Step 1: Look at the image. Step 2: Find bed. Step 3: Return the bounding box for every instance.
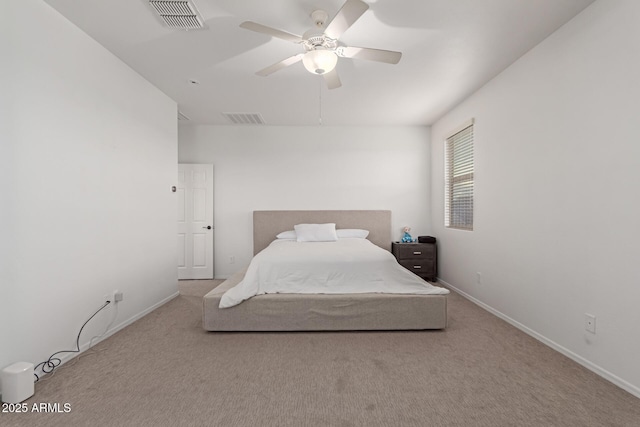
[202,210,448,331]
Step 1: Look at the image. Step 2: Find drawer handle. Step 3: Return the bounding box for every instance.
[413,251,422,255]
[413,265,422,269]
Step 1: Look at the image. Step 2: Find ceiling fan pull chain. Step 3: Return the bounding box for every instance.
[319,78,323,126]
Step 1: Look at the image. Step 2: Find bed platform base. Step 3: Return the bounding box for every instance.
[203,269,448,331]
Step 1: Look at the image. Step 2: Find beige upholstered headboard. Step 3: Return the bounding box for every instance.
[253,210,392,255]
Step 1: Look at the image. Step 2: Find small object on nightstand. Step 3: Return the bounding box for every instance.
[418,235,436,244]
[392,241,437,282]
[401,226,414,243]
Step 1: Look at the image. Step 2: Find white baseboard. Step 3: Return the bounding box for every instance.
[438,278,640,399]
[34,291,179,380]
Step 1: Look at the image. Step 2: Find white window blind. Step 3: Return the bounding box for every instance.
[445,123,474,230]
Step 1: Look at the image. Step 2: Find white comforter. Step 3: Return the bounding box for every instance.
[219,238,449,308]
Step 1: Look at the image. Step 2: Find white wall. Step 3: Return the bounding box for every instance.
[179,125,431,278]
[430,0,640,396]
[0,0,178,388]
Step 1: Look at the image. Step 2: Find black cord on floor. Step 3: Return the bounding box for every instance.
[33,300,111,382]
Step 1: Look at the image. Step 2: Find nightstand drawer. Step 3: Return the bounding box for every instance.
[393,244,436,260]
[398,259,435,274]
[392,241,438,281]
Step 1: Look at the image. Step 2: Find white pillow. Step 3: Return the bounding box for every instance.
[336,229,369,239]
[294,223,338,242]
[276,230,296,239]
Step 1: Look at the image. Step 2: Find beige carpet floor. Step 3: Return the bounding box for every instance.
[2,280,639,427]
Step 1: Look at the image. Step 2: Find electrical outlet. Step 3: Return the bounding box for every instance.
[476,272,482,285]
[114,290,124,303]
[585,313,596,334]
[104,291,123,304]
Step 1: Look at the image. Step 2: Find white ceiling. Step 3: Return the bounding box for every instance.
[44,0,595,126]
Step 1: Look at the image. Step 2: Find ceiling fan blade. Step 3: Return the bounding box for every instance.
[339,46,402,64]
[323,68,342,90]
[240,21,302,44]
[256,53,305,77]
[324,0,369,40]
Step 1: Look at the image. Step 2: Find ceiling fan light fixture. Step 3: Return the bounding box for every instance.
[302,49,338,75]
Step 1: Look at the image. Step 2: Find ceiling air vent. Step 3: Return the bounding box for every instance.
[148,1,205,30]
[222,112,266,125]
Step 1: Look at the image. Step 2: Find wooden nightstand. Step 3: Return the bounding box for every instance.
[392,241,437,282]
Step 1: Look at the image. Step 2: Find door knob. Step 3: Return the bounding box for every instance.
[203,225,212,230]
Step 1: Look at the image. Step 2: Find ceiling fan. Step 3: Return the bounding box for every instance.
[239,0,402,89]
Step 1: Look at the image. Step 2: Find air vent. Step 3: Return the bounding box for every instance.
[222,112,266,125]
[178,111,190,121]
[148,1,205,30]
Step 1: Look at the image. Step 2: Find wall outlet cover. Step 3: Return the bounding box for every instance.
[585,313,596,334]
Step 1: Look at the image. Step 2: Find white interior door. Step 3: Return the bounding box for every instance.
[177,164,214,279]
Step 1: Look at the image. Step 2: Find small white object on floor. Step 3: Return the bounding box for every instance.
[1,361,35,403]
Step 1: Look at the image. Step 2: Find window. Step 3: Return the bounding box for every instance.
[444,121,474,230]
